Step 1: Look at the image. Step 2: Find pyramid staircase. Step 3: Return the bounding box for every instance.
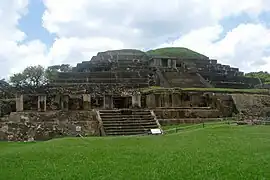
[97,109,162,136]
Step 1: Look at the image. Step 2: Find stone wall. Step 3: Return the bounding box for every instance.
[161,71,205,88]
[145,91,216,108]
[145,90,236,125]
[0,110,99,141]
[158,118,223,125]
[214,94,236,117]
[231,94,270,117]
[154,108,221,119]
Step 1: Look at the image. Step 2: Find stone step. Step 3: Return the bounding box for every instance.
[99,109,160,136]
[99,110,152,113]
[103,121,157,127]
[100,114,153,118]
[100,115,154,120]
[50,82,150,86]
[104,125,158,130]
[99,112,152,116]
[101,119,156,124]
[106,130,150,136]
[102,119,156,123]
[101,116,154,120]
[53,78,149,84]
[105,128,152,133]
[99,111,152,114]
[132,112,152,115]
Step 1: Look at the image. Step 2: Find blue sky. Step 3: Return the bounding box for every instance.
[18,0,54,46]
[1,0,270,78]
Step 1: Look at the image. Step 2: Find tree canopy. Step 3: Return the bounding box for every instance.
[9,65,46,87]
[9,64,73,87]
[245,71,270,84]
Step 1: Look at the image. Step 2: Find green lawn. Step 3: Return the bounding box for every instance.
[1,125,270,180]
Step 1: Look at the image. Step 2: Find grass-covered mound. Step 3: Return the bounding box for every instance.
[1,125,270,179]
[147,47,208,59]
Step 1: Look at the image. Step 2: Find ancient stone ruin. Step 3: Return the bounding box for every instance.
[0,49,269,141]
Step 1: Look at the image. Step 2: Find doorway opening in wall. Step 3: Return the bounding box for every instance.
[63,101,68,110]
[91,97,103,109]
[176,63,182,68]
[68,97,83,110]
[113,97,131,109]
[161,59,168,67]
[39,100,45,112]
[141,95,146,108]
[24,95,38,111]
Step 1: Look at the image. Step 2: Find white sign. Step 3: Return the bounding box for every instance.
[150,129,162,135]
[76,126,82,132]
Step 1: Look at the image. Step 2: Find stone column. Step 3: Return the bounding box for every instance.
[146,94,156,108]
[167,59,172,68]
[38,95,47,112]
[103,95,113,109]
[132,94,141,108]
[16,94,23,112]
[156,59,161,66]
[172,60,177,68]
[82,94,91,110]
[61,95,69,111]
[44,96,47,111]
[54,95,61,110]
[153,59,158,66]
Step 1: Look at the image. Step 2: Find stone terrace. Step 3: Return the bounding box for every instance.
[183,58,261,88]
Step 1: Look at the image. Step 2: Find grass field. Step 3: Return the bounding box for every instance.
[1,125,270,180]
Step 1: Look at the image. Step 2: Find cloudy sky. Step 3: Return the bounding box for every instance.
[1,0,270,78]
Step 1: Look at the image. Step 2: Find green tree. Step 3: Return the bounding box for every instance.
[245,71,270,84]
[9,65,46,87]
[45,64,73,82]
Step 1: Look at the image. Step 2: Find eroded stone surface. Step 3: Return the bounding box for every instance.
[0,111,99,141]
[231,94,270,117]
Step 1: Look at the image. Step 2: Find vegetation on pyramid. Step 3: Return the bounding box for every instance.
[147,47,209,59]
[245,71,270,84]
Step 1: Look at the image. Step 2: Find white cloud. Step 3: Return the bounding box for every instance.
[0,0,50,78]
[47,37,124,65]
[0,0,28,42]
[40,0,270,72]
[161,23,270,72]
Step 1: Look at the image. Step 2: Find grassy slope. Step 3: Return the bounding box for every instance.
[147,47,208,59]
[1,125,270,180]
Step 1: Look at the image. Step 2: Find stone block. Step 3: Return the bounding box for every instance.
[16,94,23,112]
[132,94,141,108]
[83,94,91,110]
